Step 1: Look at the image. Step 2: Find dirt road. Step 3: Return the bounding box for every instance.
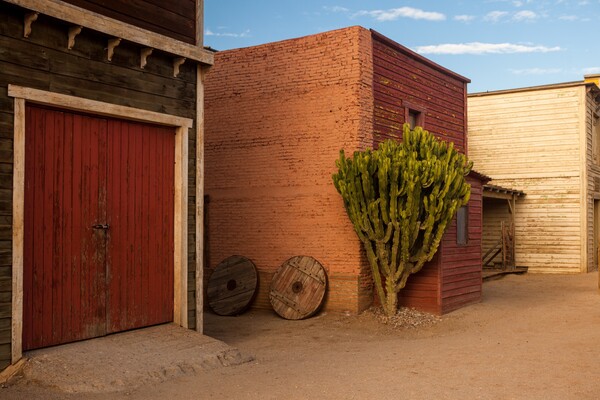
[3,272,600,399]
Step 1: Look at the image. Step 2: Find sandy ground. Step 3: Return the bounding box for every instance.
[2,272,600,399]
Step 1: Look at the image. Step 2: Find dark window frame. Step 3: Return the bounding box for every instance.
[456,205,468,246]
[403,102,426,129]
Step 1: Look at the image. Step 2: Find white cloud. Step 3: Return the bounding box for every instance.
[354,7,446,21]
[559,15,579,20]
[509,68,562,75]
[513,1,524,6]
[205,29,250,38]
[323,6,349,13]
[583,67,600,74]
[484,10,510,21]
[454,14,476,22]
[414,42,562,55]
[513,10,538,20]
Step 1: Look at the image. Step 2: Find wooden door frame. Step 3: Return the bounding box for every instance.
[9,85,193,364]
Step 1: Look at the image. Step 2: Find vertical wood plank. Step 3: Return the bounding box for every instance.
[41,109,55,346]
[133,122,143,327]
[62,113,74,343]
[141,124,150,326]
[195,66,206,332]
[52,109,64,345]
[174,125,187,327]
[126,121,136,328]
[147,127,158,324]
[70,113,83,342]
[11,98,25,363]
[96,116,108,336]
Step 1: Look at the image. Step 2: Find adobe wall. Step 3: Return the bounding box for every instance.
[204,26,374,314]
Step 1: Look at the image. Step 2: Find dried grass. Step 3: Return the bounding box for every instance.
[365,306,441,329]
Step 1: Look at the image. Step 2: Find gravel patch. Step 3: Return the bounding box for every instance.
[364,306,442,329]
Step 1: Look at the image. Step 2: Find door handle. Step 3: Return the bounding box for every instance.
[92,224,110,230]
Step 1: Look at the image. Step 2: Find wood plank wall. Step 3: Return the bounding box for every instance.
[585,89,600,272]
[0,3,198,369]
[60,0,197,45]
[372,33,467,151]
[440,175,483,313]
[469,86,584,273]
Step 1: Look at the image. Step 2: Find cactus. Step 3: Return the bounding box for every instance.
[333,124,472,317]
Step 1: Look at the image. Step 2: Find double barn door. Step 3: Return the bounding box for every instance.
[23,105,175,350]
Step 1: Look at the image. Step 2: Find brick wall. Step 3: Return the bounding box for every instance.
[204,26,374,314]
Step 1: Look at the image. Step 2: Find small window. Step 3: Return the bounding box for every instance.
[457,206,468,246]
[408,110,421,129]
[405,104,425,129]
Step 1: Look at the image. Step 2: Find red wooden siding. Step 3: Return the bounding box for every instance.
[371,31,468,152]
[23,105,174,350]
[106,119,175,333]
[397,177,483,314]
[440,175,483,313]
[60,0,197,44]
[397,253,440,314]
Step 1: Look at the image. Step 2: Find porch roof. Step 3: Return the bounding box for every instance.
[483,184,526,200]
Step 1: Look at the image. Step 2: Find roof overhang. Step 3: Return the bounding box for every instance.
[483,184,525,200]
[4,0,214,65]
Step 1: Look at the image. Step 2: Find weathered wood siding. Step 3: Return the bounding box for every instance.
[469,86,584,273]
[585,88,600,272]
[372,31,468,152]
[398,176,483,314]
[0,3,198,369]
[440,175,484,313]
[61,0,198,44]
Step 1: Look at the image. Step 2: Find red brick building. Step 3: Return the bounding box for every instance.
[204,26,484,315]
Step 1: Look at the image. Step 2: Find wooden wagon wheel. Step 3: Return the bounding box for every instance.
[207,255,258,316]
[269,256,327,320]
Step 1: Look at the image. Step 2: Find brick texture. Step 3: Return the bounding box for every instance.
[205,26,374,314]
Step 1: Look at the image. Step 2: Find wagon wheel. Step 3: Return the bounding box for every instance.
[207,255,258,316]
[269,256,327,320]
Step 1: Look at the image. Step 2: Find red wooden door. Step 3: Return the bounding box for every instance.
[106,119,174,333]
[23,105,174,351]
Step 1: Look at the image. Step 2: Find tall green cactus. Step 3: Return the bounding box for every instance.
[333,124,472,317]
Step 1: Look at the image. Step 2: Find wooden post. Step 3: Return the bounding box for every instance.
[11,98,25,364]
[195,66,207,333]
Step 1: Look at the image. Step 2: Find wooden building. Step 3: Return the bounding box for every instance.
[204,26,486,316]
[0,0,213,373]
[469,75,600,274]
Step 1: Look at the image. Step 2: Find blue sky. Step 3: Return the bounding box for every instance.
[204,1,599,93]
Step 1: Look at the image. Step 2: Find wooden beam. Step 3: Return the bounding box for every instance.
[67,25,82,50]
[483,190,514,200]
[140,47,153,69]
[173,57,186,78]
[107,37,121,61]
[174,125,189,328]
[195,0,203,47]
[11,98,25,365]
[7,85,192,128]
[6,0,214,65]
[195,66,207,333]
[23,11,38,38]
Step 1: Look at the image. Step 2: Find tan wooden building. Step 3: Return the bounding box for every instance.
[468,75,600,274]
